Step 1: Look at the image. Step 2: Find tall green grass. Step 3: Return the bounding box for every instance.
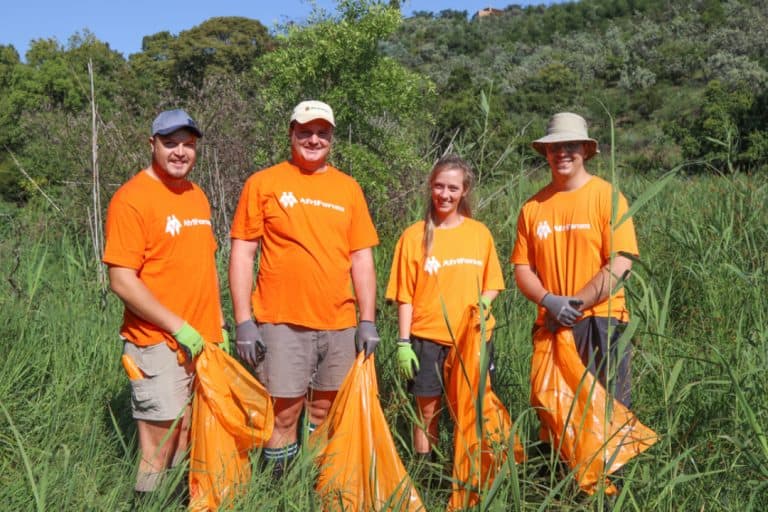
[1,166,766,510]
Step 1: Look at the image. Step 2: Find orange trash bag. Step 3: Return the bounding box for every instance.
[311,353,424,511]
[444,304,525,511]
[530,327,658,494]
[189,343,274,511]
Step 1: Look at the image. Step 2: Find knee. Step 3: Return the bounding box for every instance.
[273,408,302,432]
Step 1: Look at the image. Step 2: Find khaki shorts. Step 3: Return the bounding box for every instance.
[256,323,356,398]
[123,341,194,421]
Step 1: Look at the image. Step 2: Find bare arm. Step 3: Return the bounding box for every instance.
[350,247,376,322]
[574,255,633,310]
[108,266,184,333]
[397,302,413,339]
[481,290,500,303]
[513,263,548,306]
[229,237,260,324]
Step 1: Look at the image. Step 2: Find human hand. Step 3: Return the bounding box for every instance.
[396,339,420,380]
[235,319,266,368]
[540,293,583,327]
[355,321,380,358]
[173,322,204,361]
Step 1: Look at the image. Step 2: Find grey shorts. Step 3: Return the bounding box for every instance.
[409,337,496,397]
[123,341,194,421]
[255,323,356,398]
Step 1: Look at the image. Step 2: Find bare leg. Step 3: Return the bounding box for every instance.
[306,389,338,427]
[414,395,442,454]
[267,396,305,448]
[135,409,189,492]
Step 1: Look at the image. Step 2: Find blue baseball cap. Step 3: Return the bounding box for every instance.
[151,109,203,138]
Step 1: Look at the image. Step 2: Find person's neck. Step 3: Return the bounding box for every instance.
[434,213,463,229]
[551,171,591,192]
[291,158,327,174]
[145,165,187,189]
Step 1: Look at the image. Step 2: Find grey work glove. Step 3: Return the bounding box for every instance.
[235,319,266,368]
[540,293,584,327]
[355,320,380,358]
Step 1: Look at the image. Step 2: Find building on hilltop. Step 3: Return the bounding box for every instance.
[474,7,503,19]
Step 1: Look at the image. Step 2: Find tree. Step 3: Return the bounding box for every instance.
[174,17,273,86]
[128,17,273,93]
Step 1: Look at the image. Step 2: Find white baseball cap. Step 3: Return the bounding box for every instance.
[290,100,335,127]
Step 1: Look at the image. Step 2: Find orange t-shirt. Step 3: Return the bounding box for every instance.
[385,218,504,345]
[511,176,638,324]
[103,170,222,347]
[230,161,379,330]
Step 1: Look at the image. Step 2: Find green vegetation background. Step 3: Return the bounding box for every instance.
[1,0,766,510]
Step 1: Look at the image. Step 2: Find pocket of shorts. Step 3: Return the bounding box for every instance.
[131,377,155,407]
[134,343,175,377]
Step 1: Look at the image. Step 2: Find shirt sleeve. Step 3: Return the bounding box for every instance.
[385,232,416,304]
[348,180,379,251]
[510,206,531,266]
[103,194,145,269]
[230,175,264,240]
[602,191,639,260]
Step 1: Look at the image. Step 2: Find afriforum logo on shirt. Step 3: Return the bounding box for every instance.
[279,192,298,208]
[424,256,441,275]
[165,214,211,237]
[535,219,591,240]
[279,191,345,212]
[424,255,482,275]
[536,220,552,240]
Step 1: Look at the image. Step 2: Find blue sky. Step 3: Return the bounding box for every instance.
[2,0,554,60]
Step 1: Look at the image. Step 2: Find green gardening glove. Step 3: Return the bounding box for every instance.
[173,322,204,361]
[397,339,420,380]
[220,327,232,355]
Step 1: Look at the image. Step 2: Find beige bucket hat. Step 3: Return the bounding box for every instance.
[532,112,599,160]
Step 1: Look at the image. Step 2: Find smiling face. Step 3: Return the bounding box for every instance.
[430,167,467,225]
[148,128,198,182]
[545,141,588,189]
[290,119,333,172]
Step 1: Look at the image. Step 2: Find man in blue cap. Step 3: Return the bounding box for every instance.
[103,109,228,500]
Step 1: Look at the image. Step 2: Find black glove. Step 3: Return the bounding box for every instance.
[541,293,583,327]
[355,320,380,358]
[235,319,266,368]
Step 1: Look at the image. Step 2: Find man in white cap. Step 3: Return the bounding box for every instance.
[104,109,229,500]
[511,112,638,407]
[229,100,380,477]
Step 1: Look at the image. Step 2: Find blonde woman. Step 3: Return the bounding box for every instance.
[386,154,504,460]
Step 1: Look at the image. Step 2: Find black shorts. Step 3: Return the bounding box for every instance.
[571,316,632,408]
[408,337,495,397]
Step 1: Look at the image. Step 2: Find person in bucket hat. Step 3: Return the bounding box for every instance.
[103,109,228,501]
[229,100,379,478]
[511,112,638,408]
